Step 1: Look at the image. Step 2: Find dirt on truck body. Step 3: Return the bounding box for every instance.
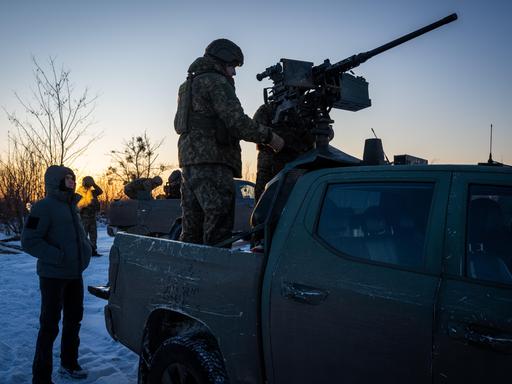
[106,235,265,383]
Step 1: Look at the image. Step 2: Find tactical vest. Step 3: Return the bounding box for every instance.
[174,72,235,146]
[174,74,193,135]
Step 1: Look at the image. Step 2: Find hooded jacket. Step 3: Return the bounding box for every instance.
[22,165,92,279]
[177,56,272,178]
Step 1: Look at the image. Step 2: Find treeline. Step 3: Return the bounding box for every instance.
[0,57,169,235]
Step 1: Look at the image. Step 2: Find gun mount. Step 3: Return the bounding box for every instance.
[257,13,458,149]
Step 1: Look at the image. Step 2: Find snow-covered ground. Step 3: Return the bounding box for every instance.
[0,225,138,383]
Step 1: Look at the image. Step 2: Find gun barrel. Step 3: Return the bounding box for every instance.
[331,13,458,72]
[366,13,457,57]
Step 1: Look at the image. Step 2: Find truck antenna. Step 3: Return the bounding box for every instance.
[370,128,390,163]
[487,123,494,164]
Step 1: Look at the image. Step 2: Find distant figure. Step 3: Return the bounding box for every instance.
[77,176,103,257]
[22,165,91,383]
[124,176,163,200]
[164,169,182,199]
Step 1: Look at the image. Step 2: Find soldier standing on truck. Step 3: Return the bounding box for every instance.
[174,38,284,245]
[123,176,163,200]
[253,103,330,202]
[77,176,103,256]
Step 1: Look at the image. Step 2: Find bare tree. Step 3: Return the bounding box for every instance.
[243,161,256,182]
[107,132,169,184]
[0,135,45,234]
[4,56,100,167]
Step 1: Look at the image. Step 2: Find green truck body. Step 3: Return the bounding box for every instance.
[102,163,512,384]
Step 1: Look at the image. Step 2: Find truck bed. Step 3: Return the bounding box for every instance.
[106,232,265,383]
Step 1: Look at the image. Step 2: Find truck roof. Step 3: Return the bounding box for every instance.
[315,163,512,175]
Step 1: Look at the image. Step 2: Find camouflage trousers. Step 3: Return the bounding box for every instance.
[255,148,288,202]
[80,214,97,251]
[180,165,235,246]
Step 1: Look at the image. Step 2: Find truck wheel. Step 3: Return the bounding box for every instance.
[148,335,227,384]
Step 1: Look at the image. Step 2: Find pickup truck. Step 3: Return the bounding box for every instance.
[98,148,512,384]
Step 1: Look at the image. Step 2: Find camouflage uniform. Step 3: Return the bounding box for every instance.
[254,103,315,201]
[177,55,272,245]
[180,165,235,245]
[77,180,103,254]
[124,177,162,200]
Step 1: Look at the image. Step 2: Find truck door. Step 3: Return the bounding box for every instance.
[264,170,450,384]
[434,172,512,383]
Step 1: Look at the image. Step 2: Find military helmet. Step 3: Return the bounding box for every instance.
[205,38,244,67]
[168,169,182,184]
[151,176,163,187]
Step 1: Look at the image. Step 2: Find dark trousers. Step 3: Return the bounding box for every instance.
[80,214,98,251]
[33,277,84,383]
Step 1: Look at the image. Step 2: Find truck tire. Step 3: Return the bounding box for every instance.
[148,335,227,384]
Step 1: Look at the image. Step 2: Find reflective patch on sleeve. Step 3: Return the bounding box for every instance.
[26,216,40,229]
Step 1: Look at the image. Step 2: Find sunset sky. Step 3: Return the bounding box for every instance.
[0,0,510,178]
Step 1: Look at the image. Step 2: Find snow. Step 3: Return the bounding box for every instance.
[0,225,138,383]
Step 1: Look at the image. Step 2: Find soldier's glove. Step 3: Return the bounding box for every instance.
[267,132,285,153]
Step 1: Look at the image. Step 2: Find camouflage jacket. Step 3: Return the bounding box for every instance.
[253,103,315,160]
[177,56,272,178]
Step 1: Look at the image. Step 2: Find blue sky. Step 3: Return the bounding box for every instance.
[1,0,510,176]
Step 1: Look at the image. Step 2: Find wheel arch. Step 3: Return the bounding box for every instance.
[138,307,226,382]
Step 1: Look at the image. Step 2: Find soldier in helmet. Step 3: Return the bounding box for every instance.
[164,169,182,199]
[174,38,284,246]
[123,176,163,200]
[77,176,103,256]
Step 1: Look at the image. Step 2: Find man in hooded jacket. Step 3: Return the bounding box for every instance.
[22,165,92,384]
[174,38,284,245]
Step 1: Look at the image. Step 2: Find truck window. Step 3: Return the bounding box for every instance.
[466,185,512,284]
[317,183,434,268]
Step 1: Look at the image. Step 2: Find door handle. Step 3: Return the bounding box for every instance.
[281,281,329,305]
[448,323,512,354]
